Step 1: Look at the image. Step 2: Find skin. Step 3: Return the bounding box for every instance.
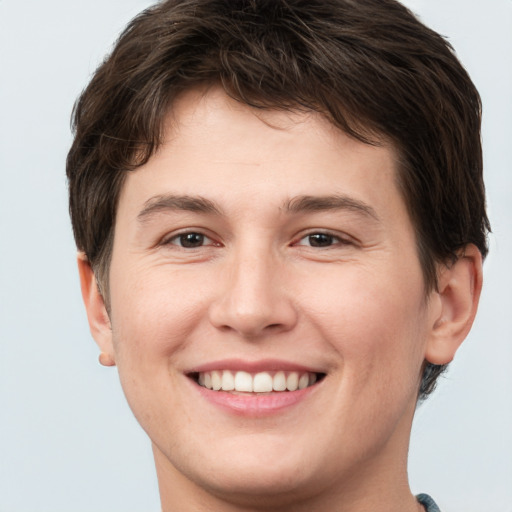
[79,86,482,511]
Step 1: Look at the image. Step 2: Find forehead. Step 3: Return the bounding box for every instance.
[117,86,404,219]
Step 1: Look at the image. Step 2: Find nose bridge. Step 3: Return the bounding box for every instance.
[209,241,297,337]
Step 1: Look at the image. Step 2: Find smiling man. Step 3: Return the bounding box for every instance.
[67,1,489,511]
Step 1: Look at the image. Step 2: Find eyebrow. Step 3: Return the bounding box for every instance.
[137,193,379,222]
[284,194,379,220]
[137,194,223,222]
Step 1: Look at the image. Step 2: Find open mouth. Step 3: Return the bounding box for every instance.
[189,370,325,393]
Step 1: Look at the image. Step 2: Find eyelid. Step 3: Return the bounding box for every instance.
[161,229,220,248]
[293,230,354,247]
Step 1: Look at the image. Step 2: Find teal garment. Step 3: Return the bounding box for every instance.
[417,494,441,512]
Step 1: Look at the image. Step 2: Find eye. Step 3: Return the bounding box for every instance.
[296,232,348,248]
[167,232,214,248]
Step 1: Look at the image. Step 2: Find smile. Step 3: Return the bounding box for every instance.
[186,362,326,415]
[194,370,322,393]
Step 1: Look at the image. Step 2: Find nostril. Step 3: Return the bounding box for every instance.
[207,280,299,337]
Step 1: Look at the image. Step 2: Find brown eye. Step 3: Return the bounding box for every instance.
[180,233,205,247]
[168,232,210,248]
[307,233,335,247]
[295,232,350,249]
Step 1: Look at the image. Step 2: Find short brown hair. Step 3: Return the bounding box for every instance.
[67,0,490,399]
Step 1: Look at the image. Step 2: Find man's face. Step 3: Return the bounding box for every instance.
[104,87,438,501]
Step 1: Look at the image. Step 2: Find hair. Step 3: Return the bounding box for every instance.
[67,0,490,399]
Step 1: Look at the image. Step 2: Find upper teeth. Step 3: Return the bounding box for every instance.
[197,370,317,393]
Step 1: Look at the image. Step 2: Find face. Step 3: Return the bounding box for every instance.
[102,87,439,504]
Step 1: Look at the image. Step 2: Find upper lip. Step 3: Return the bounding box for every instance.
[185,358,325,375]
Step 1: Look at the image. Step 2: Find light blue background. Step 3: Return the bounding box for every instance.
[0,1,510,510]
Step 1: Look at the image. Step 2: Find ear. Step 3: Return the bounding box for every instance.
[77,252,115,366]
[425,244,483,365]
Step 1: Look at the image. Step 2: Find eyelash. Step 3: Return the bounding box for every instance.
[163,230,352,249]
[164,231,218,249]
[294,231,352,248]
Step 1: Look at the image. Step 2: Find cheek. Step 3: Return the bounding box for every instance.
[302,263,428,388]
[108,264,210,374]
[107,267,209,432]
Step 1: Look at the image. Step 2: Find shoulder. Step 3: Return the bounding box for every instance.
[416,493,442,512]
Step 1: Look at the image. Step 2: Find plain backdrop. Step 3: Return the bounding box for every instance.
[0,1,511,511]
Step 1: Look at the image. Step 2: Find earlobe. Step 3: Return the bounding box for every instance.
[77,252,115,366]
[425,244,483,365]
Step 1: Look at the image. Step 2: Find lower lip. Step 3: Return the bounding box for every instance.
[192,381,319,416]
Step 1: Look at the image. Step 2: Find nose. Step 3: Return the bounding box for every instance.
[208,248,298,339]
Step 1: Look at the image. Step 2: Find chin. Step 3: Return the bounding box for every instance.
[179,439,325,504]
[197,464,320,509]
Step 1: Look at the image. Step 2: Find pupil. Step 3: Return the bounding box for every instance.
[309,233,333,247]
[180,233,204,248]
